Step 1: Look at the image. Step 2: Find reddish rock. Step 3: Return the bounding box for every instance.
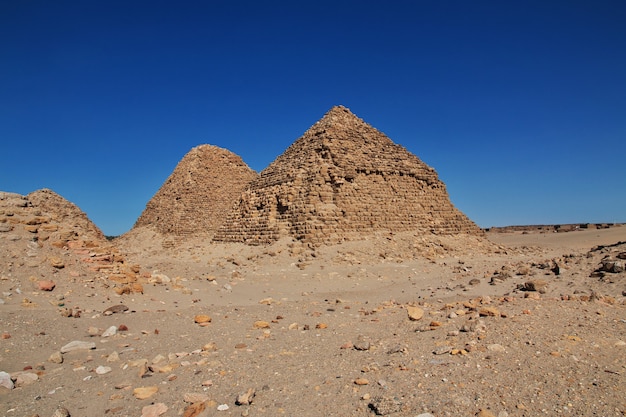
[38,280,56,291]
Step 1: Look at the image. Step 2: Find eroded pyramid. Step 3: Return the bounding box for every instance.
[132,144,258,239]
[214,106,481,245]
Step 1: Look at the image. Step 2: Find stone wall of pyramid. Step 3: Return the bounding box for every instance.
[213,106,482,245]
[132,145,258,239]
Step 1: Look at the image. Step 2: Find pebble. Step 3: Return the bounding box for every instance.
[38,280,56,291]
[433,346,452,355]
[354,378,369,385]
[13,371,38,386]
[102,326,118,337]
[107,351,120,362]
[133,386,159,399]
[48,351,63,364]
[217,404,229,411]
[0,371,14,390]
[52,407,71,417]
[141,403,168,417]
[476,409,497,417]
[60,340,96,353]
[487,344,506,353]
[103,304,129,315]
[406,305,424,321]
[194,315,212,324]
[184,393,210,403]
[253,320,270,329]
[95,366,112,375]
[236,387,256,405]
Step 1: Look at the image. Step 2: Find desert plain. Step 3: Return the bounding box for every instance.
[1,189,625,417]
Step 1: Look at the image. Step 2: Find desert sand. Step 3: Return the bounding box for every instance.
[1,189,624,416]
[1,106,624,416]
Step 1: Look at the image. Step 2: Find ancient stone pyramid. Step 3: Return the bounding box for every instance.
[132,144,258,239]
[214,105,482,245]
[27,188,105,240]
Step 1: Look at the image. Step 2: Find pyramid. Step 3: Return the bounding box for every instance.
[214,106,482,245]
[27,188,105,240]
[132,144,258,239]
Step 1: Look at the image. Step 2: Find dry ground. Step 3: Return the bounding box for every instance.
[1,226,625,417]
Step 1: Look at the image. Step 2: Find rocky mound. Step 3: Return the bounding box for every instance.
[0,189,146,298]
[131,145,258,240]
[214,106,481,245]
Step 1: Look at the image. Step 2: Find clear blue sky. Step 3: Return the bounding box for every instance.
[1,1,625,236]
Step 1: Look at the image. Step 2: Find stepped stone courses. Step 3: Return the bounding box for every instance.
[132,145,258,239]
[214,105,482,245]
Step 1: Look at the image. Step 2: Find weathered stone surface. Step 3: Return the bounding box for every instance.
[132,144,258,240]
[214,106,482,245]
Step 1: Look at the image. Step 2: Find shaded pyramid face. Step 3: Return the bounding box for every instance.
[214,106,481,245]
[132,145,258,239]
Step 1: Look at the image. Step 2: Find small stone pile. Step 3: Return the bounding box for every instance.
[214,105,482,245]
[131,145,258,240]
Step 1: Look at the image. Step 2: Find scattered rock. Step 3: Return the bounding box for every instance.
[60,340,96,353]
[141,403,168,417]
[103,305,129,315]
[406,305,424,321]
[236,387,256,405]
[133,386,159,400]
[0,371,14,390]
[52,407,71,417]
[101,325,117,337]
[194,314,212,324]
[48,351,63,364]
[38,280,56,291]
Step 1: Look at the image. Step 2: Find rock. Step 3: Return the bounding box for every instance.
[13,371,38,386]
[184,393,210,403]
[60,340,96,353]
[369,396,402,415]
[217,404,229,411]
[183,400,216,417]
[253,320,270,329]
[0,225,13,232]
[49,257,65,269]
[461,319,486,333]
[417,414,435,417]
[478,307,500,317]
[38,280,56,291]
[522,279,548,293]
[103,304,129,315]
[406,305,424,321]
[0,371,14,390]
[107,351,120,362]
[133,386,159,399]
[52,407,71,417]
[96,366,112,375]
[101,325,117,337]
[469,278,481,286]
[48,351,63,364]
[354,378,369,385]
[141,403,168,417]
[487,344,506,353]
[433,346,452,355]
[477,409,497,417]
[194,314,212,324]
[235,387,256,405]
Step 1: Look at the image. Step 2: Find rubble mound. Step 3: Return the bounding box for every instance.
[214,105,482,245]
[131,144,258,239]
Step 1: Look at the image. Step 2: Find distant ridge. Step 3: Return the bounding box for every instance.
[214,105,482,245]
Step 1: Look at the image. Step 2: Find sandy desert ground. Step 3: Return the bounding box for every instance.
[1,213,625,417]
